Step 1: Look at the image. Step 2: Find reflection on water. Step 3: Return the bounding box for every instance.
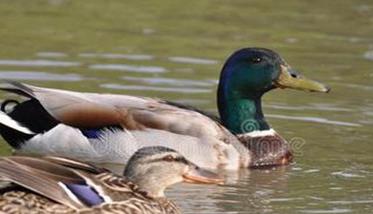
[0,0,373,213]
[165,167,292,214]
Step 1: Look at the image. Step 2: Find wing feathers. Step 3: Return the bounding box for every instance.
[0,157,86,209]
[44,156,109,174]
[0,81,240,146]
[0,80,35,98]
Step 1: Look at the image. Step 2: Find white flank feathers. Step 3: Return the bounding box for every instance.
[19,124,244,170]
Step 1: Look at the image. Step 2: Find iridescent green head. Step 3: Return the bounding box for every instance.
[218,48,330,134]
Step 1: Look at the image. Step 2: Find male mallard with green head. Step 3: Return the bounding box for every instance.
[0,48,330,170]
[0,146,222,213]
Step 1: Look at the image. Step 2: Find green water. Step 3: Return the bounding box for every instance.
[0,0,373,213]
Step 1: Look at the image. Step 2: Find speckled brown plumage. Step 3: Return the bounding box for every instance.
[0,190,179,214]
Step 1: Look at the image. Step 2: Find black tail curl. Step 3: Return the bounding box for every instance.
[0,99,58,148]
[1,99,20,113]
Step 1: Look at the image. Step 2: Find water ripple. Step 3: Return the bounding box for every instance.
[90,64,166,73]
[328,200,373,205]
[168,56,218,65]
[268,197,304,202]
[300,208,352,214]
[0,71,83,81]
[101,83,211,93]
[335,83,373,91]
[266,114,361,127]
[122,76,214,87]
[304,169,320,173]
[0,59,80,67]
[79,53,154,60]
[264,104,353,112]
[36,52,67,58]
[363,50,373,61]
[331,171,365,178]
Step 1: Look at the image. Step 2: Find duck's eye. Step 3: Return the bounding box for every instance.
[251,57,262,64]
[162,155,175,162]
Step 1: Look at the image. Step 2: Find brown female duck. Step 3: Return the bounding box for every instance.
[0,146,222,213]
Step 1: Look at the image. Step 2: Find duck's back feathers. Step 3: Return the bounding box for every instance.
[1,81,230,140]
[0,80,35,98]
[162,100,221,123]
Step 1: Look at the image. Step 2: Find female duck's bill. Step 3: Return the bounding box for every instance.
[123,146,224,197]
[0,146,223,213]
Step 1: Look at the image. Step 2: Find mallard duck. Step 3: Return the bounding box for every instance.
[0,48,329,170]
[0,146,222,213]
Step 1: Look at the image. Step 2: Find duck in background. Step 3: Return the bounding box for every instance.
[0,48,330,170]
[0,146,222,213]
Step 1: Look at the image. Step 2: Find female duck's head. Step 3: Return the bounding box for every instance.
[124,146,223,198]
[218,48,330,134]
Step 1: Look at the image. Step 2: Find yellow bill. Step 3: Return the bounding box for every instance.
[274,65,330,93]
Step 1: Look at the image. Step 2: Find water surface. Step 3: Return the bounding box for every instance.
[0,0,373,213]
